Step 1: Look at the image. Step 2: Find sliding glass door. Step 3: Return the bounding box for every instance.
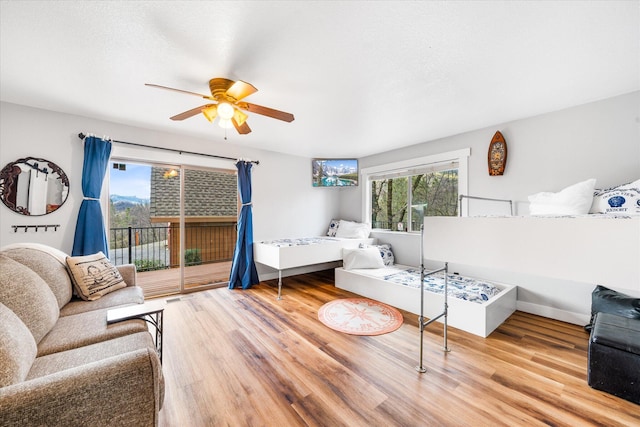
[180,166,237,290]
[108,160,237,297]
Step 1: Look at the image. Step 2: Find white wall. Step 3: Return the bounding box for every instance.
[338,91,640,324]
[2,93,638,322]
[0,102,341,273]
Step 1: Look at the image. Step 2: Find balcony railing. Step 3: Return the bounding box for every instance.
[110,223,237,272]
[372,221,422,231]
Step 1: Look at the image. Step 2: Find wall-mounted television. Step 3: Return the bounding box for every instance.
[312,159,358,187]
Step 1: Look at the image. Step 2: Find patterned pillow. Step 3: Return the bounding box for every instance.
[590,179,640,215]
[66,252,126,301]
[327,219,340,237]
[360,243,394,266]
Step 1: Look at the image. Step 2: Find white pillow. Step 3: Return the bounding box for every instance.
[528,178,596,216]
[342,247,385,270]
[334,220,371,239]
[590,179,640,215]
[359,243,394,266]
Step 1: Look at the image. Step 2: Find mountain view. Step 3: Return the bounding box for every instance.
[110,195,149,213]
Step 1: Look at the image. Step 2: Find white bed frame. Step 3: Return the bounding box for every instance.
[254,237,376,299]
[335,265,517,337]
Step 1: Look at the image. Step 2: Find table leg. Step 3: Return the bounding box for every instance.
[276,270,283,300]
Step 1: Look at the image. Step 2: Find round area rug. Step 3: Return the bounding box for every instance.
[318,298,403,336]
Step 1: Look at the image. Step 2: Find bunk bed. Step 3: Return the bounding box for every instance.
[421,214,640,293]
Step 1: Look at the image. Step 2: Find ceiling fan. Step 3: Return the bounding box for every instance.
[145,78,295,135]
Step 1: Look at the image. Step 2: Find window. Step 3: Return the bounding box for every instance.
[362,149,469,232]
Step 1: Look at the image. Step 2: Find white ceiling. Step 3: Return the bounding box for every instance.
[1,1,638,158]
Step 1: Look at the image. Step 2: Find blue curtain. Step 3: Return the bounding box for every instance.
[228,161,259,289]
[72,136,112,256]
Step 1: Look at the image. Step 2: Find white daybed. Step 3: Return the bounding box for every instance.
[255,236,376,299]
[335,265,517,337]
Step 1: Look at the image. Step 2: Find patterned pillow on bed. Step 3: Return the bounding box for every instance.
[359,243,394,266]
[590,179,640,215]
[327,219,340,237]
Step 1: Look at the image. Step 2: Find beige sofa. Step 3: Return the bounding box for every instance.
[0,243,164,427]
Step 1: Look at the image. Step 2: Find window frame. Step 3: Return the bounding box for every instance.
[361,148,470,232]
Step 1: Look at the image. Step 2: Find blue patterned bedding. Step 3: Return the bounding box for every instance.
[382,268,502,304]
[260,237,339,247]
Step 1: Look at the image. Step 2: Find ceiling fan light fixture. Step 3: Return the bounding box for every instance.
[218,118,233,129]
[217,102,235,120]
[233,109,248,126]
[202,105,217,122]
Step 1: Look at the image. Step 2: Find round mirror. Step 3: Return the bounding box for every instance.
[0,157,70,216]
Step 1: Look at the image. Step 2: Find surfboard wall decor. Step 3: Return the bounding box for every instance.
[488,131,507,176]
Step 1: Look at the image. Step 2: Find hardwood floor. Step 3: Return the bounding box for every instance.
[156,270,639,427]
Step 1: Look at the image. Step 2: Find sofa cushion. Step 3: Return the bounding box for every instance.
[27,332,155,380]
[36,308,148,357]
[0,303,37,387]
[60,286,144,317]
[0,255,59,343]
[66,252,127,301]
[1,245,73,308]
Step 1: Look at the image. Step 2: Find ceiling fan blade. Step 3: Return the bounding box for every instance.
[170,104,216,121]
[225,80,258,102]
[232,118,252,135]
[238,102,295,122]
[145,83,213,100]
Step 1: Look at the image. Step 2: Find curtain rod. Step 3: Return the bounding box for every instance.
[77,133,259,165]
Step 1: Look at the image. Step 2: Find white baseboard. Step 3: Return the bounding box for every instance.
[516,301,590,326]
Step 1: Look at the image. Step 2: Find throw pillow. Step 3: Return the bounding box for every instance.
[66,252,126,301]
[590,179,640,215]
[584,285,640,332]
[359,243,395,266]
[334,220,371,239]
[528,178,596,215]
[342,247,385,270]
[327,219,340,237]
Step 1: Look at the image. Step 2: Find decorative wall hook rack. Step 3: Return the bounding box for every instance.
[12,224,60,233]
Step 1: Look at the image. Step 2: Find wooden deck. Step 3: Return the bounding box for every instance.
[136,261,232,297]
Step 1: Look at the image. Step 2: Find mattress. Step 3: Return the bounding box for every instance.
[258,237,341,247]
[254,236,376,270]
[380,268,502,304]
